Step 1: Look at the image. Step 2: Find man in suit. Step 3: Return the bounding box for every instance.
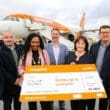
[90,25,110,110]
[0,31,22,110]
[0,68,4,100]
[0,35,4,99]
[45,28,68,110]
[0,36,4,49]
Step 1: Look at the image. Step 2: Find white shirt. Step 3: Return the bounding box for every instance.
[53,45,60,64]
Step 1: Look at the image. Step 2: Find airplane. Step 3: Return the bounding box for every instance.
[76,12,99,45]
[0,13,99,50]
[0,13,74,50]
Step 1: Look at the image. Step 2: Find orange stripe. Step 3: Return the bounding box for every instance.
[25,64,96,73]
[6,13,71,33]
[80,13,85,30]
[19,92,107,102]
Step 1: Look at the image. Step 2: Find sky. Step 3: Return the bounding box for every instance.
[0,0,110,30]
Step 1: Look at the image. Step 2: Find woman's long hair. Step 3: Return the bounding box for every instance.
[21,33,44,65]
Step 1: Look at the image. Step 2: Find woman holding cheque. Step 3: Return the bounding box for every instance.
[66,36,95,110]
[18,33,53,110]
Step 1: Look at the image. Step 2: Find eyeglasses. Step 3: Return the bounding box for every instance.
[100,32,110,34]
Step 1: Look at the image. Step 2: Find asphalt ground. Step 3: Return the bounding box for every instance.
[0,100,99,110]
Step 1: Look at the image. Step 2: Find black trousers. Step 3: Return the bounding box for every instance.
[71,99,95,110]
[3,93,21,110]
[58,101,65,110]
[99,87,110,110]
[28,102,37,110]
[28,101,53,110]
[99,98,108,110]
[108,98,110,110]
[86,99,95,110]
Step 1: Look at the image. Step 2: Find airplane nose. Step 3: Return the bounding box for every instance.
[0,20,17,35]
[0,20,29,37]
[0,21,9,34]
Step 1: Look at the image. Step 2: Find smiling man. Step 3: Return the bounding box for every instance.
[90,25,110,110]
[0,31,22,110]
[45,28,69,110]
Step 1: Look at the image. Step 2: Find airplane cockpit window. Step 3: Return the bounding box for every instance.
[15,18,19,21]
[3,17,20,22]
[3,18,9,21]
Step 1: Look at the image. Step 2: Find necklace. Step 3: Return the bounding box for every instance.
[32,56,41,65]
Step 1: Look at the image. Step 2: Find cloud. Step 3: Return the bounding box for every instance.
[88,0,110,18]
[0,0,109,29]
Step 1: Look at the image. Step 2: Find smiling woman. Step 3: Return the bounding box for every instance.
[66,36,95,110]
[18,32,53,110]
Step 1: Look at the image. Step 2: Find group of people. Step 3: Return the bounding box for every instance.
[0,25,110,110]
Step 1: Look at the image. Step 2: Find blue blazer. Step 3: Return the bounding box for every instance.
[45,43,68,64]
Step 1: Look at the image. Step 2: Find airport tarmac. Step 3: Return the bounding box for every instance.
[0,100,99,110]
[0,101,71,110]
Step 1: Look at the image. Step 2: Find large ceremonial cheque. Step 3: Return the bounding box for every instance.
[19,64,107,102]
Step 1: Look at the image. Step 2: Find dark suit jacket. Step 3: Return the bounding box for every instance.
[0,69,4,99]
[0,45,21,96]
[90,41,110,94]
